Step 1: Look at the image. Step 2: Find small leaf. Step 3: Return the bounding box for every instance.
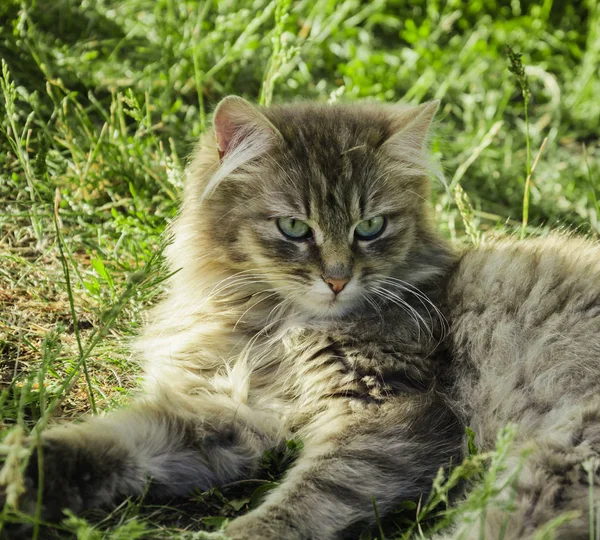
[466,426,479,456]
[201,516,228,530]
[83,279,100,296]
[90,255,114,290]
[286,438,303,451]
[249,482,278,508]
[228,497,250,511]
[396,500,417,511]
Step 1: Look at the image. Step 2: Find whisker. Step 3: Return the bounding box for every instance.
[376,279,436,334]
[361,292,384,324]
[233,291,282,331]
[375,276,448,338]
[369,285,431,339]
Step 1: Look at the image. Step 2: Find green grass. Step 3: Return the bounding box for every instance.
[1,0,599,538]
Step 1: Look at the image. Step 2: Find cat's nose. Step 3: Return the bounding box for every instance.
[324,277,349,294]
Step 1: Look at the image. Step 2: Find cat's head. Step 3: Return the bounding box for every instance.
[172,97,452,321]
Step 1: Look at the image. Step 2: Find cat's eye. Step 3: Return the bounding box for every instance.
[277,217,311,240]
[355,216,386,240]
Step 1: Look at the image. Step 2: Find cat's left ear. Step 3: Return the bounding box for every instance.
[385,100,440,151]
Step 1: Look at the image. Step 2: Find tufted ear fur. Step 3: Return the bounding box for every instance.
[380,100,442,183]
[213,96,282,160]
[384,100,439,151]
[199,96,283,203]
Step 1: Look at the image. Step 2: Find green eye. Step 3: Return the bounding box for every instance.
[277,217,311,240]
[355,216,386,240]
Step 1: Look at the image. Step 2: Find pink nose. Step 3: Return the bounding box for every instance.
[324,278,349,294]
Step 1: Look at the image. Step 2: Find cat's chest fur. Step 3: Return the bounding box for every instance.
[243,322,442,424]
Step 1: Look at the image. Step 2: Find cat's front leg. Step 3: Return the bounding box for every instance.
[225,395,463,540]
[4,389,283,525]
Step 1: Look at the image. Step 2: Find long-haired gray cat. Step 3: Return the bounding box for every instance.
[3,97,600,539]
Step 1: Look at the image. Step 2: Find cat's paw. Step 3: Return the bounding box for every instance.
[225,509,305,540]
[23,436,90,518]
[0,436,88,528]
[0,473,40,539]
[6,431,128,523]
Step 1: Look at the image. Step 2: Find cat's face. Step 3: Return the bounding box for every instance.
[188,98,449,321]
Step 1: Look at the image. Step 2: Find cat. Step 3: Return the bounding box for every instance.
[2,96,599,540]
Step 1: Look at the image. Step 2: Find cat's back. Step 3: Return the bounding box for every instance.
[446,234,600,445]
[449,234,600,329]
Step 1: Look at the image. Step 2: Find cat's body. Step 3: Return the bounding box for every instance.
[2,98,599,539]
[447,236,600,538]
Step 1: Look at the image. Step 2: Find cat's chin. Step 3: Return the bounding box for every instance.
[293,293,363,321]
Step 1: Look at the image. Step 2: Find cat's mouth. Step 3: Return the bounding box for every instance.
[294,285,361,320]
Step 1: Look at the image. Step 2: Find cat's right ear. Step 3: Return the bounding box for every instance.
[213,96,281,161]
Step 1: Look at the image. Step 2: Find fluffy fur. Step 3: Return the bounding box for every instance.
[3,98,600,539]
[446,236,600,538]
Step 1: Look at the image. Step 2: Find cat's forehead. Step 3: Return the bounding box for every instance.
[260,106,396,219]
[265,104,394,151]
